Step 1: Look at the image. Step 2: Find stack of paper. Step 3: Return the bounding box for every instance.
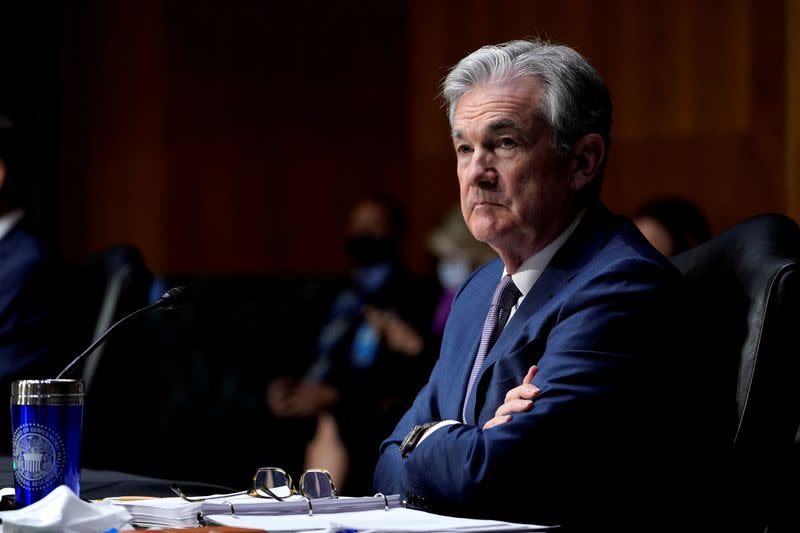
[108,493,400,528]
[109,497,201,528]
[109,493,555,531]
[200,492,401,516]
[206,507,555,532]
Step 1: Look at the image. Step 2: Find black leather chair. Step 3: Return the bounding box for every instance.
[63,245,153,390]
[670,214,800,533]
[66,246,157,473]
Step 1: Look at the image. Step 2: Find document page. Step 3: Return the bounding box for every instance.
[207,507,555,532]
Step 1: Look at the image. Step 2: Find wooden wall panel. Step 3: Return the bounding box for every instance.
[405,0,790,241]
[788,0,800,221]
[59,1,410,274]
[57,0,796,275]
[59,2,169,267]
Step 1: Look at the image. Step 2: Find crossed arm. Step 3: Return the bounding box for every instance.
[373,259,685,519]
[481,364,539,430]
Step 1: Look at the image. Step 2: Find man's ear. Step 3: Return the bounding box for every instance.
[568,133,605,192]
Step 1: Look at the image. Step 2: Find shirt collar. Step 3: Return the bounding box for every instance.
[0,209,24,242]
[503,209,586,297]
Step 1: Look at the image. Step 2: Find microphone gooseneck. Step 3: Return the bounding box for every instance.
[55,286,187,379]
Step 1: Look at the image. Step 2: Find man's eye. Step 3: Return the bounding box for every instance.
[498,137,517,148]
[456,144,473,155]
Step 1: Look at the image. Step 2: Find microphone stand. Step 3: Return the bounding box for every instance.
[56,287,186,379]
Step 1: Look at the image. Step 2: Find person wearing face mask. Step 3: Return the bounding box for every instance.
[428,207,497,337]
[267,194,438,496]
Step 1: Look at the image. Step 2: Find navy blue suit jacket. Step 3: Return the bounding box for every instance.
[374,204,717,530]
[0,219,53,381]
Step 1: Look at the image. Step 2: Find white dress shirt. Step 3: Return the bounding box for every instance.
[505,209,586,320]
[0,209,24,242]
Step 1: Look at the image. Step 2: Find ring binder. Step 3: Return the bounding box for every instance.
[114,491,404,528]
[373,492,390,511]
[111,491,551,530]
[222,500,236,516]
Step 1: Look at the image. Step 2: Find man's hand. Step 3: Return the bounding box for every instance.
[482,365,540,430]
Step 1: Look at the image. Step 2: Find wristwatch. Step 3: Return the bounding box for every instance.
[399,421,439,458]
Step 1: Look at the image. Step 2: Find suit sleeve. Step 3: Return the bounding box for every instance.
[372,348,451,494]
[0,247,52,378]
[383,258,691,519]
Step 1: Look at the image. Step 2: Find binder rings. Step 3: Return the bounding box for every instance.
[111,492,400,528]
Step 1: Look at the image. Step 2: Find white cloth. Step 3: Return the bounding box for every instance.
[0,485,133,533]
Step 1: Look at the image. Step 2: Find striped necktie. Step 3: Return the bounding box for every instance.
[462,274,522,423]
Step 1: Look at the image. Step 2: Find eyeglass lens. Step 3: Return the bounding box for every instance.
[300,470,335,499]
[253,468,293,499]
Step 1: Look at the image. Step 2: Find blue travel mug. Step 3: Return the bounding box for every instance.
[10,379,84,507]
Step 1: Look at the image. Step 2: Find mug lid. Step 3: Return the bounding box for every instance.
[11,379,85,405]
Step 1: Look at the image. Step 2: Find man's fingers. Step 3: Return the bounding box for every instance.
[503,383,541,403]
[488,366,541,429]
[494,398,535,418]
[483,415,512,430]
[522,365,538,385]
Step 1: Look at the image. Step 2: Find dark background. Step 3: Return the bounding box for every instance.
[1,0,798,489]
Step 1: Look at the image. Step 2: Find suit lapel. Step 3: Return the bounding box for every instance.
[464,204,616,425]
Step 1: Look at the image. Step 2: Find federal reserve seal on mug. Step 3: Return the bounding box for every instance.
[12,422,65,490]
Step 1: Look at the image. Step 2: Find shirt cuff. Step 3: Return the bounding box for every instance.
[417,419,459,446]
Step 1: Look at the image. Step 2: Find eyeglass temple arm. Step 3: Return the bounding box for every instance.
[257,485,287,501]
[170,482,248,502]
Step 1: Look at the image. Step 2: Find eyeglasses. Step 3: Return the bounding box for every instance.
[171,467,338,503]
[250,467,337,500]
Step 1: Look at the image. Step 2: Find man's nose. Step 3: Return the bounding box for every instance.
[465,148,497,189]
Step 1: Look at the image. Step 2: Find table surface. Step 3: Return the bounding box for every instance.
[0,455,234,500]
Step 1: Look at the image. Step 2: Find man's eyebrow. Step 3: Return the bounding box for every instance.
[451,119,525,140]
[489,119,522,131]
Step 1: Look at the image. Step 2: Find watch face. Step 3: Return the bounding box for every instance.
[400,424,425,457]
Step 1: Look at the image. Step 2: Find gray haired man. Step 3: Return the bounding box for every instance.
[374,39,718,531]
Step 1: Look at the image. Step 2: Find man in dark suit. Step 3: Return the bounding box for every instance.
[0,117,53,385]
[373,40,718,530]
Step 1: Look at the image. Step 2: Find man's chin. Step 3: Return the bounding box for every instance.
[467,220,502,245]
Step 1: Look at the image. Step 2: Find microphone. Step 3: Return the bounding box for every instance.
[153,285,187,310]
[56,286,187,379]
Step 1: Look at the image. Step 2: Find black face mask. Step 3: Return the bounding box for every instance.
[345,235,395,266]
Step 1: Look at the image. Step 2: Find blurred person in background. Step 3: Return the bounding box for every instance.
[267,194,437,495]
[428,205,496,337]
[633,197,711,256]
[0,115,57,451]
[0,115,54,381]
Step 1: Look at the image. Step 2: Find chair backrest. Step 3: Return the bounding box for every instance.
[64,245,152,390]
[670,213,800,532]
